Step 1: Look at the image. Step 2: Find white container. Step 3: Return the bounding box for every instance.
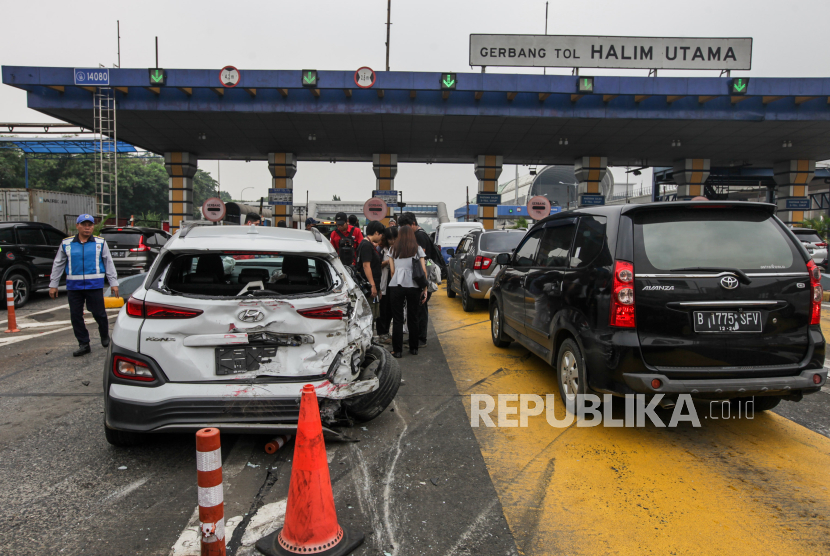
[0,189,95,233]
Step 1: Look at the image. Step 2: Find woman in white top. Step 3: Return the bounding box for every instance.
[388,226,428,358]
[375,226,398,344]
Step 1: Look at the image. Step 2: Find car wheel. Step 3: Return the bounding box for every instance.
[343,345,402,422]
[733,395,782,412]
[461,282,475,312]
[491,302,511,348]
[104,424,145,447]
[556,338,586,409]
[446,274,456,298]
[5,273,30,309]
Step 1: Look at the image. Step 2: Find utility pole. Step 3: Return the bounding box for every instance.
[117,21,121,68]
[155,37,159,68]
[385,0,392,71]
[466,186,470,222]
[514,164,519,205]
[543,2,548,76]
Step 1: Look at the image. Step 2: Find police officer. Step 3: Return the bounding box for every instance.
[49,214,119,357]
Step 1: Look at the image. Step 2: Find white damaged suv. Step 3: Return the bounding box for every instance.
[103,223,400,446]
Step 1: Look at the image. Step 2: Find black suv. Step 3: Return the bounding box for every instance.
[0,221,68,308]
[489,201,826,411]
[100,227,171,277]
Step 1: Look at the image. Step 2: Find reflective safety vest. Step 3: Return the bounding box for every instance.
[61,236,108,290]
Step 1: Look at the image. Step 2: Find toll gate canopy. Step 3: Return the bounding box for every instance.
[3,67,830,167]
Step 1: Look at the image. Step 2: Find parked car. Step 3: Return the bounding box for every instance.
[446,229,525,312]
[489,201,826,412]
[0,221,68,308]
[312,220,338,239]
[791,227,827,270]
[434,222,485,265]
[100,227,171,277]
[104,224,401,446]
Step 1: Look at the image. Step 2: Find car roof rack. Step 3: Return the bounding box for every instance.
[179,220,217,239]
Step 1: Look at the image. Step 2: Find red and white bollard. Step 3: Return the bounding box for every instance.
[5,281,19,333]
[264,434,292,454]
[196,428,226,556]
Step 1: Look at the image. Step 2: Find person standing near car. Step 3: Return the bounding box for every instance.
[329,212,364,266]
[245,213,261,226]
[397,212,443,348]
[375,226,398,345]
[49,214,119,357]
[357,221,385,335]
[388,225,428,358]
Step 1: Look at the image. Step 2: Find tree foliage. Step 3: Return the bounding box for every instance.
[0,149,229,221]
[801,216,830,241]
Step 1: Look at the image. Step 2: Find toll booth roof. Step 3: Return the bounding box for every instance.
[4,67,830,167]
[0,138,137,154]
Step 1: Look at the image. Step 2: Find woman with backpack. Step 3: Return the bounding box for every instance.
[388,226,428,358]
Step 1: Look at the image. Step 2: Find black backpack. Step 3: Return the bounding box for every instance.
[335,227,356,266]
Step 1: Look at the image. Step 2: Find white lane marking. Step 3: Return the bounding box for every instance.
[350,445,386,547]
[0,303,70,326]
[240,498,288,547]
[0,310,120,347]
[14,308,121,330]
[101,476,151,503]
[444,499,502,556]
[384,400,407,556]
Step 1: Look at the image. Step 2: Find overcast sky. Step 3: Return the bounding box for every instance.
[2,0,829,211]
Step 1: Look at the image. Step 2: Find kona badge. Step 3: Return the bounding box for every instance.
[238,309,265,322]
[720,275,739,290]
[146,337,175,342]
[642,285,674,291]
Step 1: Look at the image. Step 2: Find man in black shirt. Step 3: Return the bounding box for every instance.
[397,212,444,347]
[358,221,385,325]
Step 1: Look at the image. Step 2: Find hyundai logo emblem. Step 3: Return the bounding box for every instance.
[238,309,265,322]
[720,275,739,290]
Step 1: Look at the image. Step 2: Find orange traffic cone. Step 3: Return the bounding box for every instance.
[255,384,364,556]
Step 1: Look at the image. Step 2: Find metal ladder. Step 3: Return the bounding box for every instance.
[94,89,118,221]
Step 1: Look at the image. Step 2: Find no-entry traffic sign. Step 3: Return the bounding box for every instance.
[363,197,388,221]
[219,66,240,88]
[354,67,375,89]
[202,197,226,222]
[527,195,551,220]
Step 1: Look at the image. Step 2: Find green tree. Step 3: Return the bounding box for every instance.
[801,217,830,241]
[512,217,529,229]
[332,195,341,201]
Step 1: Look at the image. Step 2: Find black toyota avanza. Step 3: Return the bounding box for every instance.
[489,201,826,411]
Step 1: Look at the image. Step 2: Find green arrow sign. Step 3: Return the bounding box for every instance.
[302,69,317,87]
[731,77,749,95]
[577,76,594,93]
[148,68,166,86]
[440,73,457,90]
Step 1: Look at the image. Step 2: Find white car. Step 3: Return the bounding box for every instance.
[103,223,400,446]
[791,227,828,271]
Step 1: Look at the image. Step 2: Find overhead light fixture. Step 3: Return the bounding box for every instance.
[197,132,207,140]
[308,134,317,141]
[434,135,443,142]
[671,140,681,147]
[782,140,792,148]
[559,138,569,145]
[529,166,537,175]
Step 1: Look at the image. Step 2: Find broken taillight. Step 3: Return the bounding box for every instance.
[609,260,636,328]
[297,305,346,320]
[125,296,204,319]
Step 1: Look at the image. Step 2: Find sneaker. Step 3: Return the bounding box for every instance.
[73,344,91,357]
[418,339,427,348]
[101,334,111,348]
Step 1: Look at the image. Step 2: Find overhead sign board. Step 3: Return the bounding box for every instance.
[580,195,606,206]
[148,68,167,86]
[469,35,753,70]
[785,199,811,210]
[268,188,293,206]
[477,193,501,206]
[372,190,398,205]
[74,68,109,86]
[219,66,240,88]
[354,67,375,88]
[363,198,388,222]
[526,195,551,220]
[202,197,226,222]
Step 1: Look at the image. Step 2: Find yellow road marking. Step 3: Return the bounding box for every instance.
[432,285,830,555]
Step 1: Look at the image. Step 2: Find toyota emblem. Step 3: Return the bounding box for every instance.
[238,309,265,322]
[720,275,739,290]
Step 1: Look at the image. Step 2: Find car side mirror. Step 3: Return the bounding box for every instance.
[496,253,511,266]
[446,248,455,257]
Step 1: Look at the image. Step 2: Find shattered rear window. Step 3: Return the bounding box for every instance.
[162,252,333,297]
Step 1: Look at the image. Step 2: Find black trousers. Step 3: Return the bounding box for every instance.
[377,291,392,336]
[418,291,432,342]
[67,289,109,346]
[390,286,420,353]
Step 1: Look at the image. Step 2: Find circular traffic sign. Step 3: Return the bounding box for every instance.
[202,197,226,222]
[363,197,388,221]
[354,67,375,89]
[219,66,240,88]
[527,195,551,220]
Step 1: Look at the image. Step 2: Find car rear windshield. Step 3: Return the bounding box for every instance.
[438,227,480,246]
[159,252,333,297]
[479,232,524,253]
[102,232,142,246]
[793,230,823,244]
[633,209,799,271]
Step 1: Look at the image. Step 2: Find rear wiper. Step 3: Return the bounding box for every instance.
[671,267,751,284]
